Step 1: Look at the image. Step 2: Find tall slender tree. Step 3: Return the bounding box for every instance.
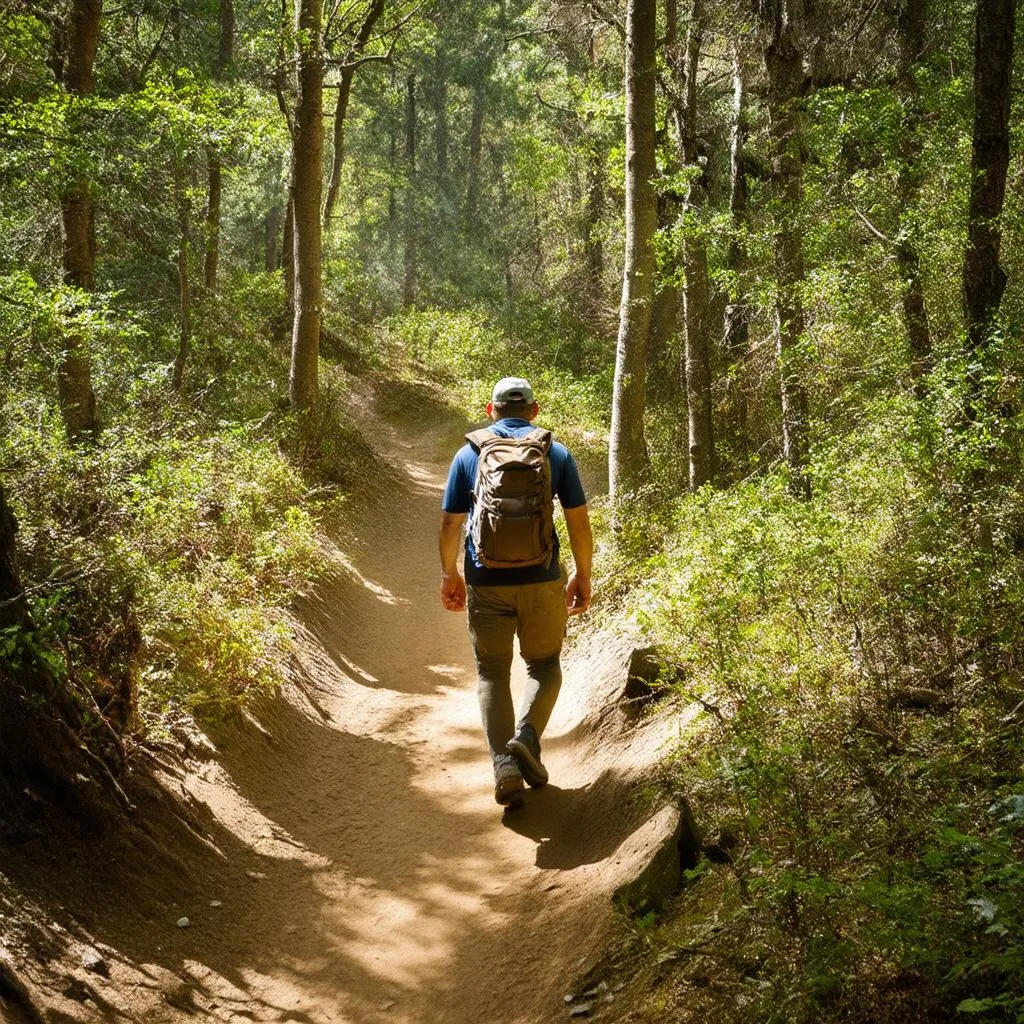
[894,0,932,387]
[722,37,750,468]
[672,0,714,489]
[56,0,102,438]
[289,0,325,411]
[762,0,811,498]
[609,0,657,503]
[203,0,234,291]
[323,0,385,227]
[962,0,1016,377]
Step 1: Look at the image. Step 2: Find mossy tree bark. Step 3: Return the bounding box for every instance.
[609,0,657,504]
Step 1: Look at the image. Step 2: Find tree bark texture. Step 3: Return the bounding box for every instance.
[896,0,932,387]
[763,0,811,498]
[288,0,324,411]
[675,0,715,490]
[609,0,657,504]
[323,0,384,228]
[402,74,417,307]
[57,0,101,439]
[724,39,750,468]
[963,0,1016,360]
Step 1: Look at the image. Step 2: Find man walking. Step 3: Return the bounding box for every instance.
[439,377,593,808]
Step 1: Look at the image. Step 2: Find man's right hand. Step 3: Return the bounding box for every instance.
[440,572,467,612]
[565,571,592,615]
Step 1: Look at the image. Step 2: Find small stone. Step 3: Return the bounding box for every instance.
[83,999,99,1011]
[176,917,191,928]
[209,900,223,908]
[569,1003,593,1018]
[81,946,109,977]
[582,987,598,999]
[380,1000,396,1010]
[246,870,267,881]
[604,994,615,1003]
[564,994,575,1004]
[596,981,608,993]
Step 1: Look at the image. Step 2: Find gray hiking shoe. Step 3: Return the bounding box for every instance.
[493,754,526,807]
[506,722,548,788]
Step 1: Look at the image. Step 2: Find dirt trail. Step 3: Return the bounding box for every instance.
[2,397,673,1024]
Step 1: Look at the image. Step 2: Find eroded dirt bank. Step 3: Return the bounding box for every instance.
[1,389,674,1024]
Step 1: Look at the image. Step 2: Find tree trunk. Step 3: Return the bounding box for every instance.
[402,74,417,307]
[609,0,657,504]
[763,0,811,498]
[896,0,932,388]
[466,87,484,217]
[675,0,714,490]
[963,0,1016,366]
[57,0,101,440]
[203,0,233,293]
[723,39,750,469]
[203,149,221,290]
[288,0,324,412]
[173,164,191,389]
[216,0,234,75]
[323,0,384,228]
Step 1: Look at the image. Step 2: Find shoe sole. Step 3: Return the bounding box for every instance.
[495,774,526,807]
[507,738,549,788]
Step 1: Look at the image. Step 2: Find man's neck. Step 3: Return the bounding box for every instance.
[494,417,531,427]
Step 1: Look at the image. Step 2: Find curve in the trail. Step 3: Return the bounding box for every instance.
[4,398,675,1024]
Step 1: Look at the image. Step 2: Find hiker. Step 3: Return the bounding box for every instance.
[438,377,594,808]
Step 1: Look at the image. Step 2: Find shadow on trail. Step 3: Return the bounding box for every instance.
[501,769,641,870]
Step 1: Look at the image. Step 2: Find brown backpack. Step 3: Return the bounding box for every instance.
[466,427,554,569]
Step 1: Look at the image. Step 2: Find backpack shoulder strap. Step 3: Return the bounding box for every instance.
[523,427,553,452]
[465,428,497,451]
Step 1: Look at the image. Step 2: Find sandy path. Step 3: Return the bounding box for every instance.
[5,402,672,1024]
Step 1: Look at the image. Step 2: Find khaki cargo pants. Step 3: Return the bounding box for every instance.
[467,568,568,764]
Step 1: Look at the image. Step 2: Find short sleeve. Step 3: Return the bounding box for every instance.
[441,447,473,514]
[555,448,587,509]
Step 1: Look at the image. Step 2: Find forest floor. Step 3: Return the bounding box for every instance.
[0,381,680,1024]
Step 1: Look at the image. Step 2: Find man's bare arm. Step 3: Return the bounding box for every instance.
[439,512,467,611]
[563,504,593,615]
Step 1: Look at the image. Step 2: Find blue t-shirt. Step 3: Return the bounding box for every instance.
[441,419,587,586]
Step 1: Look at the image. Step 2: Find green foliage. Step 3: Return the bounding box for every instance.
[617,374,1024,1022]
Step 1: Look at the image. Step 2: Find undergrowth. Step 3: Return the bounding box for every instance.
[609,352,1024,1022]
[1,271,356,729]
